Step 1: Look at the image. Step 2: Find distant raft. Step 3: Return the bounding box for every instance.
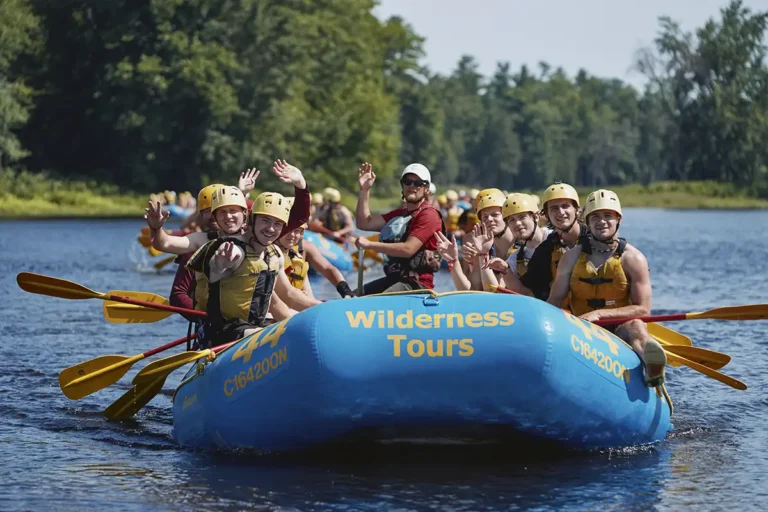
[303,230,354,272]
[171,291,672,452]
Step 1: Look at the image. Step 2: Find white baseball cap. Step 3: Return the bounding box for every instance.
[401,163,431,184]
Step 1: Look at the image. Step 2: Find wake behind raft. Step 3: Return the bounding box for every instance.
[172,291,672,451]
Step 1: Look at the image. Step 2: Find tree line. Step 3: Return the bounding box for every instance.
[1,0,766,197]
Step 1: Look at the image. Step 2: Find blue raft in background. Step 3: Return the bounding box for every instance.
[172,292,672,452]
[303,231,354,273]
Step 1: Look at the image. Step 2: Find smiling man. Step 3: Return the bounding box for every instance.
[354,162,444,295]
[547,189,667,387]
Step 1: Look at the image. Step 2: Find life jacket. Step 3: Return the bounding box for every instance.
[548,224,586,283]
[319,204,348,232]
[187,237,281,327]
[445,206,463,233]
[185,231,220,312]
[569,237,630,317]
[283,239,308,290]
[381,203,445,280]
[505,244,531,277]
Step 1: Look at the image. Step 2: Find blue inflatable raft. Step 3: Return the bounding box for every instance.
[171,291,672,452]
[303,231,354,272]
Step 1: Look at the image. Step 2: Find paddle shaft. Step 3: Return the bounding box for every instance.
[108,293,206,318]
[357,247,365,294]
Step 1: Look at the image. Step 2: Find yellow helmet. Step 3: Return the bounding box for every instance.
[446,190,459,201]
[469,188,480,200]
[474,188,506,213]
[584,189,622,219]
[311,192,324,205]
[197,184,225,212]
[250,192,290,224]
[323,187,341,203]
[503,193,538,218]
[211,186,247,213]
[542,182,580,209]
[437,194,448,206]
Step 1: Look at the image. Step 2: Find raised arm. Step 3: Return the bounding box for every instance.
[273,253,322,310]
[355,162,386,231]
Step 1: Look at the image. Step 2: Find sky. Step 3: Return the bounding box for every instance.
[374,0,767,90]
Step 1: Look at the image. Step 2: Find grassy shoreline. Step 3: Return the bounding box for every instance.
[1,175,767,219]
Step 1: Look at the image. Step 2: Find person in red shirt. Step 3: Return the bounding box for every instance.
[355,162,444,294]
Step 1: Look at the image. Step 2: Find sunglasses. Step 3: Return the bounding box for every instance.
[401,178,428,187]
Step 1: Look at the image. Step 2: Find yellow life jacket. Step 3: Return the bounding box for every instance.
[185,232,219,313]
[187,238,281,327]
[569,238,630,317]
[504,243,531,277]
[283,240,309,290]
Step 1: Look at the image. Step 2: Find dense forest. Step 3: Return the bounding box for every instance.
[0,0,766,197]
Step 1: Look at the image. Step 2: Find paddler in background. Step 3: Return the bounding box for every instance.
[547,189,667,387]
[168,169,261,320]
[478,193,550,292]
[310,192,324,218]
[500,182,586,301]
[355,162,444,294]
[276,198,355,299]
[443,190,464,237]
[188,192,320,348]
[312,187,354,240]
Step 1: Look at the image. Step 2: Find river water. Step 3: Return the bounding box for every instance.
[1,209,767,511]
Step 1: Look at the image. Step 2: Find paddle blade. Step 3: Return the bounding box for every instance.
[647,323,692,346]
[153,255,177,271]
[132,350,213,385]
[104,376,167,420]
[103,301,174,324]
[666,352,747,390]
[59,354,139,400]
[664,345,731,371]
[148,246,164,257]
[691,304,768,321]
[16,272,101,300]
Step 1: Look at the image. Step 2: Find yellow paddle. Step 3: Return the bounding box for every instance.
[103,301,178,324]
[153,255,177,271]
[57,334,194,400]
[105,343,235,420]
[104,374,166,420]
[17,272,205,320]
[646,322,730,369]
[646,323,691,346]
[666,351,747,390]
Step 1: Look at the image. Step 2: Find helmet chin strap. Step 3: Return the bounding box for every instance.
[589,222,620,251]
[493,224,508,238]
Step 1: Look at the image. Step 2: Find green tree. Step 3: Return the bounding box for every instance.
[0,0,39,168]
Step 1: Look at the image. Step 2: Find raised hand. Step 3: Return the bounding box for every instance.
[213,241,239,268]
[238,168,260,194]
[358,162,376,191]
[144,200,169,229]
[272,159,306,189]
[434,232,459,262]
[473,223,495,255]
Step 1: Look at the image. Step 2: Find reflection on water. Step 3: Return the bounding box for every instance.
[2,212,768,511]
